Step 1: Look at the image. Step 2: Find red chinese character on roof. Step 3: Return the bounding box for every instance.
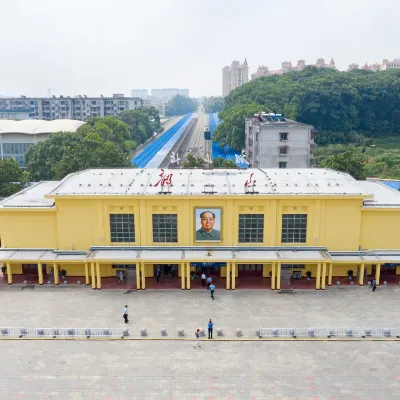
[155,169,173,187]
[245,173,256,187]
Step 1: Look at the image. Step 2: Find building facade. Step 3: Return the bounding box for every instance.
[131,89,149,99]
[245,113,316,169]
[222,59,249,96]
[150,89,189,100]
[382,58,400,70]
[251,58,334,80]
[0,109,30,120]
[0,94,144,121]
[0,120,85,167]
[1,168,400,291]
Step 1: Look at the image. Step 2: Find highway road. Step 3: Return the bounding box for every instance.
[179,110,210,161]
[131,113,192,168]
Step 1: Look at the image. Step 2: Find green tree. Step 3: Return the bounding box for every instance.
[77,116,131,152]
[321,148,367,179]
[52,133,129,179]
[25,132,82,181]
[166,95,197,116]
[182,154,238,169]
[118,107,161,146]
[213,103,265,150]
[0,158,29,197]
[203,96,225,113]
[26,132,130,181]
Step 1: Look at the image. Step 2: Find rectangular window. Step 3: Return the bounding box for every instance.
[279,161,287,168]
[280,132,288,141]
[110,214,135,243]
[281,214,307,243]
[152,214,178,243]
[238,214,264,243]
[279,146,288,155]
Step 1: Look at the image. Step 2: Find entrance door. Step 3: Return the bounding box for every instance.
[280,265,292,289]
[22,264,38,276]
[238,264,263,276]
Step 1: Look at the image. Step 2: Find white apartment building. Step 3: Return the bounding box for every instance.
[0,94,144,121]
[222,59,249,97]
[131,89,148,99]
[245,113,316,169]
[150,88,189,100]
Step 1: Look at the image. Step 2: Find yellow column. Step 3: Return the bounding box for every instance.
[186,262,190,290]
[276,263,281,290]
[141,263,146,289]
[91,262,96,289]
[321,263,326,290]
[96,262,101,290]
[226,262,231,290]
[53,263,59,285]
[180,262,185,290]
[375,264,381,286]
[359,263,365,286]
[6,262,12,285]
[328,263,333,286]
[231,262,236,290]
[316,263,321,289]
[271,263,276,290]
[136,263,140,290]
[84,263,90,285]
[37,262,43,285]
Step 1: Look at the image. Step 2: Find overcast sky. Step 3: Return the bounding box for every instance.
[1,0,399,98]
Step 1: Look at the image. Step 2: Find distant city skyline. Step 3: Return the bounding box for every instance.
[1,0,398,97]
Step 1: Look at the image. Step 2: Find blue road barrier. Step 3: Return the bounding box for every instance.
[131,114,192,168]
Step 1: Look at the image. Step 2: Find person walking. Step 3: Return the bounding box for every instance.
[208,319,213,339]
[193,328,201,348]
[171,265,175,279]
[209,283,215,300]
[372,278,377,292]
[207,276,212,289]
[201,272,206,287]
[123,305,129,323]
[156,268,161,283]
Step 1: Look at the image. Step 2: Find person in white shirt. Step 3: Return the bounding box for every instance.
[201,273,206,287]
[123,305,129,323]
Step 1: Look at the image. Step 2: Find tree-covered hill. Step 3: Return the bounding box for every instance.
[215,67,400,150]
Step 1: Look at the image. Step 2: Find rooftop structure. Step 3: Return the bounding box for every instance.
[0,119,85,167]
[0,119,84,135]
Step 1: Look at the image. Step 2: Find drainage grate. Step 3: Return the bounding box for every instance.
[277,289,295,295]
[123,289,136,295]
[21,285,35,290]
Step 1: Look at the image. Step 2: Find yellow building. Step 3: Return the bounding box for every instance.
[1,168,400,290]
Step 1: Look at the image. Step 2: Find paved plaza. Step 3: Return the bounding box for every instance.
[0,285,400,336]
[0,340,399,399]
[0,286,400,399]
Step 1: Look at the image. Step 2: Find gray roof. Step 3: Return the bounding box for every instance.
[0,119,84,135]
[0,182,58,208]
[46,168,371,197]
[360,181,400,208]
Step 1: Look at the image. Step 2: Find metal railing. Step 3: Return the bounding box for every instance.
[259,327,400,338]
[0,327,126,338]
